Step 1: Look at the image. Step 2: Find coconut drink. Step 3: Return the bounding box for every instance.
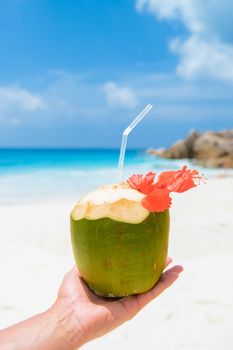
[70,106,203,297]
[70,167,203,297]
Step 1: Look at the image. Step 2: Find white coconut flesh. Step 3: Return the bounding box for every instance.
[71,182,150,224]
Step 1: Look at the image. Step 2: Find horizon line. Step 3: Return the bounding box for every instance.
[0,147,147,151]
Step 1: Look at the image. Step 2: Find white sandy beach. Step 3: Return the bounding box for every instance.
[0,176,233,349]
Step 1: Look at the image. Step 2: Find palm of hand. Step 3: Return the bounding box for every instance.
[57,258,182,345]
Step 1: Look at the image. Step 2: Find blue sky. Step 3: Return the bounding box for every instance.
[0,0,232,148]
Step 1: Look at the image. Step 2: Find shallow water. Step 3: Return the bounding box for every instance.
[0,148,223,204]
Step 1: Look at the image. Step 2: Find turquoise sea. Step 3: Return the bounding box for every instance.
[0,148,208,204]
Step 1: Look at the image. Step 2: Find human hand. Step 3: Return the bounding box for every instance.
[53,258,183,349]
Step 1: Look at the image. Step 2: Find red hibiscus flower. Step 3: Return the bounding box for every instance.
[127,166,204,212]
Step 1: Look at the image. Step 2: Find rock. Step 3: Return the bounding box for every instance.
[147,129,233,168]
[147,148,165,156]
[167,140,189,159]
[196,155,233,168]
[185,130,199,157]
[147,141,189,159]
[193,132,233,159]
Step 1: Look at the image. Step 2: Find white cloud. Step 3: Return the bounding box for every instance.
[136,0,233,82]
[170,35,233,82]
[136,0,203,33]
[0,86,46,112]
[102,82,138,108]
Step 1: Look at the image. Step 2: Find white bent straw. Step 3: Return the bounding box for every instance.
[117,104,153,182]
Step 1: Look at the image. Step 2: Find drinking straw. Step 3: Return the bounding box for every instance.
[117,104,153,181]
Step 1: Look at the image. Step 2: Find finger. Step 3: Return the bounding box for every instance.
[62,266,90,293]
[165,256,173,268]
[134,265,183,310]
[70,265,81,277]
[58,265,106,307]
[63,266,82,286]
[114,265,183,321]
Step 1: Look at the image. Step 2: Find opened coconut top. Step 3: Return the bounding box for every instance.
[71,182,149,224]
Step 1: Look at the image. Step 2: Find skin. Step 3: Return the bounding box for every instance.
[0,258,183,350]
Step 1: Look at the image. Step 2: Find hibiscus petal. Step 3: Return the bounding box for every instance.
[142,188,172,212]
[156,170,176,188]
[157,166,203,193]
[127,174,144,190]
[127,171,156,194]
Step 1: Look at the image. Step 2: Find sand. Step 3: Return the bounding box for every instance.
[0,177,233,349]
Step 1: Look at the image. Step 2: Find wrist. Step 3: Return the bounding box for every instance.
[49,298,84,350]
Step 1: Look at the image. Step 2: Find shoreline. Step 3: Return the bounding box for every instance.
[0,172,233,207]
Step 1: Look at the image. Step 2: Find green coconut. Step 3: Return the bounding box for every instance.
[70,182,170,297]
